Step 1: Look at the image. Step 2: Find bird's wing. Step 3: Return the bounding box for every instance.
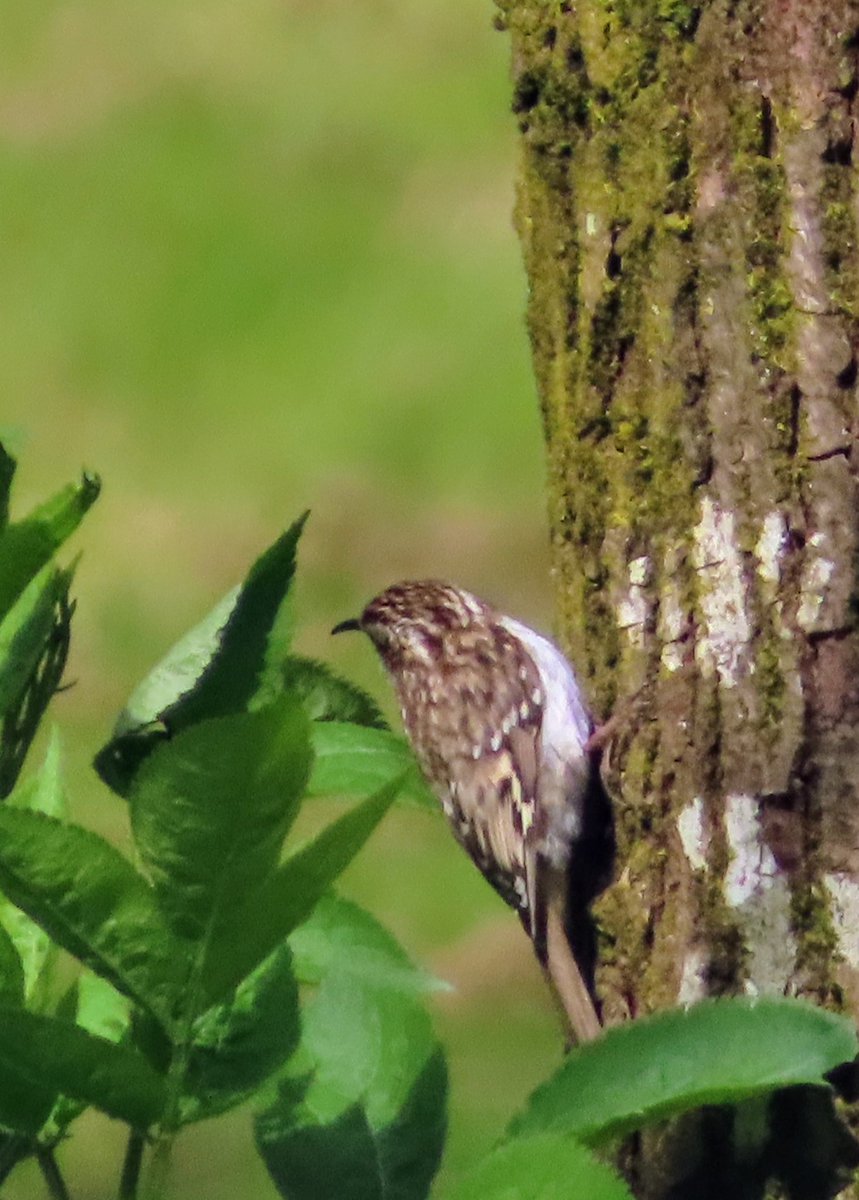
[498,615,593,869]
[433,624,546,939]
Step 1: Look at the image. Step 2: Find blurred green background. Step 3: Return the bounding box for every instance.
[1,1,565,1195]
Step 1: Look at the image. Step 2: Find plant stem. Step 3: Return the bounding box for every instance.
[119,1130,146,1200]
[141,941,208,1200]
[141,1030,191,1200]
[36,1147,71,1200]
[141,1132,174,1200]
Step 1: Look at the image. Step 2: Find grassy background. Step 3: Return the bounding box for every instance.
[1,2,566,1195]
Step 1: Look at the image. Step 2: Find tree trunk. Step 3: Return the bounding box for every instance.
[497,1,859,1195]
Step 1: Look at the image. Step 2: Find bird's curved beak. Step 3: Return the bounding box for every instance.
[331,618,361,636]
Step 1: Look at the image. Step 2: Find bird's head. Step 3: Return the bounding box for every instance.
[332,580,490,673]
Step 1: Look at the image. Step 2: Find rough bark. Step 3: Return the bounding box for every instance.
[497,1,859,1195]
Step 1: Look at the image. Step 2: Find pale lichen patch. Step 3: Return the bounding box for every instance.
[693,497,750,688]
[678,946,708,1005]
[677,796,707,871]
[725,793,775,907]
[659,576,685,673]
[629,554,651,587]
[797,530,836,631]
[615,555,652,650]
[755,511,787,588]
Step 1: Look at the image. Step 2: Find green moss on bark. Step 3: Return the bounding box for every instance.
[731,97,795,363]
[821,165,859,318]
[790,871,843,1003]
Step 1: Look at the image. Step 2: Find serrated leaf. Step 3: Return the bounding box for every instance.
[95,514,308,795]
[130,701,312,942]
[289,895,446,996]
[166,511,307,722]
[511,998,858,1145]
[0,806,185,1026]
[308,724,436,812]
[446,1134,633,1200]
[0,1007,165,1128]
[180,947,301,1125]
[256,976,446,1200]
[204,779,400,1002]
[0,566,69,720]
[277,657,387,728]
[114,587,239,740]
[0,472,99,621]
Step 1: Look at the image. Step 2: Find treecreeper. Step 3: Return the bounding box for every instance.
[333,580,614,1044]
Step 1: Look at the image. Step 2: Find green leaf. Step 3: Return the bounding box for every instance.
[92,589,237,795]
[0,876,54,1010]
[256,889,447,1199]
[0,472,99,621]
[180,947,301,1125]
[278,657,386,728]
[2,733,67,1004]
[130,700,312,942]
[0,806,185,1026]
[74,970,132,1044]
[289,895,447,997]
[94,514,308,795]
[0,565,69,720]
[0,567,72,800]
[256,976,446,1200]
[445,1134,633,1200]
[0,441,16,530]
[9,726,67,819]
[308,724,436,812]
[257,1098,395,1200]
[0,1056,56,1134]
[511,998,858,1145]
[40,972,133,1140]
[204,779,400,1001]
[0,972,120,1137]
[0,1007,165,1129]
[112,588,239,742]
[303,976,445,1132]
[0,922,24,1008]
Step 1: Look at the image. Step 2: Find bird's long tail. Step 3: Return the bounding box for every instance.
[545,883,602,1044]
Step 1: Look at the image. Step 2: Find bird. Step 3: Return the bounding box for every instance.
[332,580,610,1044]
